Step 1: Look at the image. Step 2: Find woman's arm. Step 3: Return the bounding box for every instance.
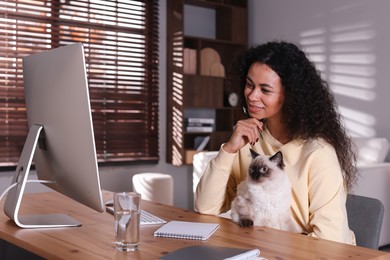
[306,144,355,244]
[195,118,263,215]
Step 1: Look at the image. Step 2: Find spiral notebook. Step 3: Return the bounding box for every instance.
[153,220,220,240]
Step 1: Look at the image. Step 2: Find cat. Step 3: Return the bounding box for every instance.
[230,149,297,232]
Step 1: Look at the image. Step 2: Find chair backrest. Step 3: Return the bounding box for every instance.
[192,151,218,194]
[132,173,174,206]
[192,151,218,210]
[346,194,384,249]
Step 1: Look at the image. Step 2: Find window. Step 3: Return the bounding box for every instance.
[0,0,159,166]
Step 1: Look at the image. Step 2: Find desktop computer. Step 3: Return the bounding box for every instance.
[4,43,104,228]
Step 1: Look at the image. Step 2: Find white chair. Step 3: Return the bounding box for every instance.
[192,151,218,194]
[352,137,390,247]
[192,151,219,211]
[132,173,174,206]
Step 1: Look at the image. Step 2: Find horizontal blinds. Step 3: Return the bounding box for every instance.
[0,0,159,166]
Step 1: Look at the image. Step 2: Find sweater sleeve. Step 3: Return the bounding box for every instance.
[304,144,355,244]
[194,145,237,215]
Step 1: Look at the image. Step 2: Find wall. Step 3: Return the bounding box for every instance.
[248,0,390,160]
[0,0,195,210]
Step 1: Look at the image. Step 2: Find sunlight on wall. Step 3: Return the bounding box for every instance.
[338,106,376,137]
[300,18,376,138]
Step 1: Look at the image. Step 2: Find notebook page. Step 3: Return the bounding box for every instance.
[153,220,219,240]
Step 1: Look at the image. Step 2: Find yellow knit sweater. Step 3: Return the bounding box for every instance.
[195,127,356,245]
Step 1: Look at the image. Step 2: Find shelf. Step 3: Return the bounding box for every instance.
[183,75,223,108]
[185,0,247,8]
[184,36,247,47]
[167,0,247,165]
[183,2,247,44]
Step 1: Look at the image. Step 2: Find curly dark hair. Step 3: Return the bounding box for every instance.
[236,40,357,191]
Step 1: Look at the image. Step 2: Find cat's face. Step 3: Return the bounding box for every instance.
[248,149,285,183]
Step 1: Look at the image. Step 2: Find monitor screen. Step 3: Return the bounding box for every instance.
[4,43,104,228]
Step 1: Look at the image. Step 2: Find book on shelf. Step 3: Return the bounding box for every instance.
[160,245,262,260]
[153,220,219,241]
[183,48,196,74]
[185,119,215,133]
[186,126,213,133]
[185,117,215,125]
[194,136,210,151]
[185,122,214,127]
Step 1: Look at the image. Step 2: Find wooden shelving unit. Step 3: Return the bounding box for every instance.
[167,0,248,165]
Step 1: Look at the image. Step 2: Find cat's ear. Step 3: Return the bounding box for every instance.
[249,149,259,159]
[270,151,285,170]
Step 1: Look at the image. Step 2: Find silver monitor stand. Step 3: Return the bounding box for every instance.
[3,124,81,228]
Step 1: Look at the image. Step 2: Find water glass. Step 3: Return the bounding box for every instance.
[113,192,141,251]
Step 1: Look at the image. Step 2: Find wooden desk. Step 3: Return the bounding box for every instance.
[0,191,388,259]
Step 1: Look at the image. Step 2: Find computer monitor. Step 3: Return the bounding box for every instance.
[3,43,104,228]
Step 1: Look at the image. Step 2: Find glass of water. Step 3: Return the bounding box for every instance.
[113,192,141,251]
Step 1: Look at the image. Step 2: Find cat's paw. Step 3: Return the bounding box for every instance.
[239,218,254,227]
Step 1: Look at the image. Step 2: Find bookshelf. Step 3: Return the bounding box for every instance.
[166,0,248,165]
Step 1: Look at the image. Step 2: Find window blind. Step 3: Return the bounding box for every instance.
[0,0,159,166]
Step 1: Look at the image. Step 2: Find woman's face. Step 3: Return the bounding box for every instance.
[244,62,285,121]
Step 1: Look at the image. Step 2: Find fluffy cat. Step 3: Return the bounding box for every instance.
[231,149,297,232]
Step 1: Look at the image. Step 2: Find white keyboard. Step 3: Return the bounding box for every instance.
[105,200,166,226]
[139,210,167,225]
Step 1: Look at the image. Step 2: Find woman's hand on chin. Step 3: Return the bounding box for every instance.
[223,118,264,153]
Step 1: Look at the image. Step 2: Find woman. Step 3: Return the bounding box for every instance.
[195,41,357,244]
